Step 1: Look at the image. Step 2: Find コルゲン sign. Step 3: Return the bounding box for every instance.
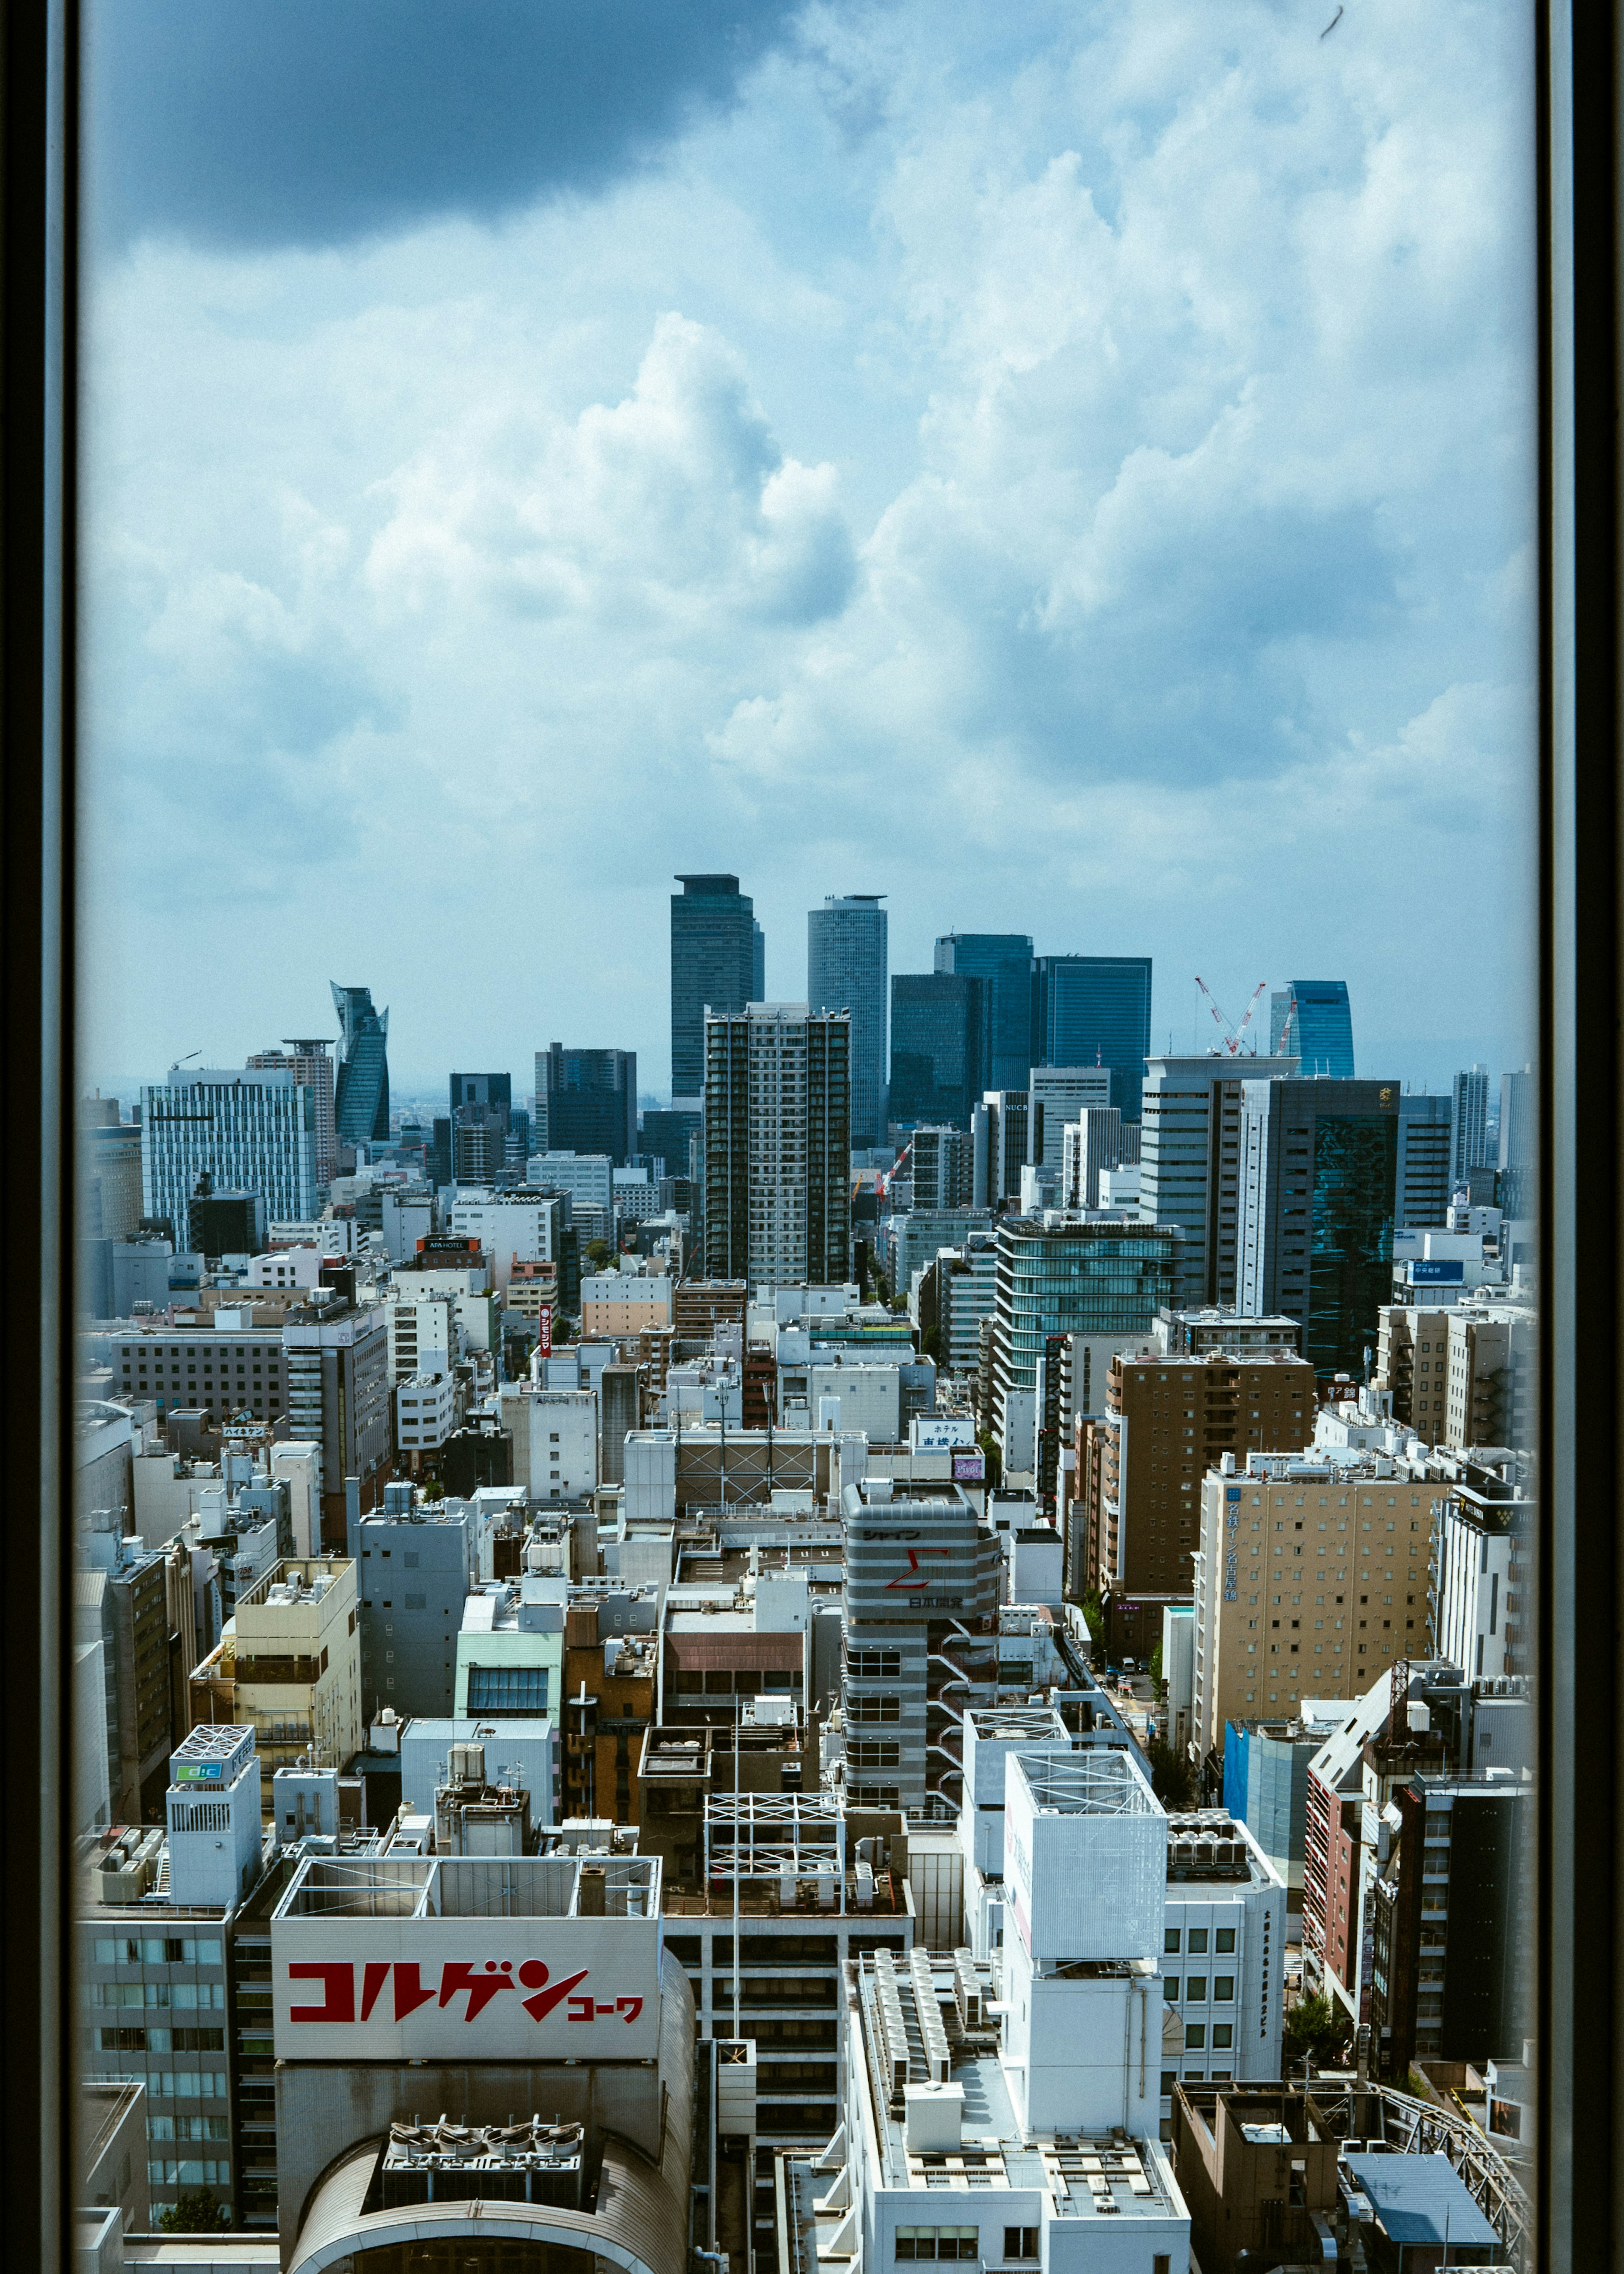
[270,1917,663,2060]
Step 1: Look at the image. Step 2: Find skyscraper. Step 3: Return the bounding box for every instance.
[1026,1066,1113,1169]
[535,1046,637,1164]
[807,893,888,1148]
[1498,1065,1534,1217]
[1398,1092,1455,1228]
[670,874,758,1100]
[247,1039,336,1187]
[1030,954,1153,1122]
[702,1003,850,1287]
[1274,980,1355,1078]
[1138,1055,1303,1308]
[753,920,766,1001]
[1450,1066,1491,1187]
[888,972,985,1129]
[141,1065,318,1239]
[933,931,1033,1092]
[331,983,391,1147]
[1238,1076,1399,1379]
[448,1073,511,1184]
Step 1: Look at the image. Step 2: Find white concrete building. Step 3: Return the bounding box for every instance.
[384,1288,459,1385]
[499,1383,599,1502]
[249,1245,324,1290]
[395,1372,457,1454]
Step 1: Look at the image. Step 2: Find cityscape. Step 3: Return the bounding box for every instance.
[73,878,1534,2271]
[69,6,1539,2274]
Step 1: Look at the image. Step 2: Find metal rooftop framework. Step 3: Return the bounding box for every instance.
[703,1792,846,1882]
[274,1851,660,1921]
[1012,1746,1158,1816]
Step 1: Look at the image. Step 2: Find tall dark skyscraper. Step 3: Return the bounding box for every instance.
[889,973,985,1130]
[670,873,759,1099]
[807,894,888,1146]
[331,983,391,1146]
[1030,954,1153,1123]
[449,1073,511,1185]
[1238,1075,1399,1378]
[934,931,1033,1092]
[536,1045,637,1164]
[1274,980,1355,1078]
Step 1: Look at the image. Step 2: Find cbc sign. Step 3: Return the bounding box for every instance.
[270,1918,663,2061]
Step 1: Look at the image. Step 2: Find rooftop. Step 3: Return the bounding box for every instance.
[1012,1747,1159,1818]
[272,1850,660,1922]
[1343,2150,1501,2249]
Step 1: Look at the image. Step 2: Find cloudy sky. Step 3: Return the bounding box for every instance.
[80,0,1537,1105]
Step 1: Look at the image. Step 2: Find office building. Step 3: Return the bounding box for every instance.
[639,1103,703,1186]
[1237,1077,1399,1380]
[1077,1348,1316,1645]
[189,1557,362,1788]
[1221,1706,1355,1916]
[1430,1457,1533,1684]
[527,1147,614,1222]
[330,982,391,1148]
[384,1286,458,1386]
[1370,1769,1531,2074]
[889,972,985,1130]
[104,1310,290,1423]
[1272,981,1355,1079]
[580,1269,673,1338]
[1027,1066,1112,1169]
[933,929,1033,1091]
[1190,1459,1438,1764]
[990,1217,1181,1460]
[446,1190,565,1291]
[451,1071,513,1127]
[841,1478,1001,1814]
[536,1044,637,1164]
[1373,1298,1534,1448]
[82,1118,145,1242]
[1451,1065,1491,1187]
[350,1483,478,1720]
[1030,953,1153,1121]
[1498,1064,1534,1216]
[1159,1809,1287,2106]
[264,1842,696,2274]
[971,1088,1030,1206]
[455,1574,567,1717]
[247,1039,337,1186]
[703,1004,851,1288]
[671,871,759,1097]
[808,893,888,1147]
[787,1747,1189,2274]
[1397,1091,1454,1230]
[1060,1105,1128,1209]
[187,1184,266,1260]
[1138,1055,1300,1311]
[395,1372,457,1456]
[937,1233,999,1378]
[909,1125,974,1211]
[141,1066,318,1239]
[75,1536,175,1824]
[282,1295,392,1546]
[499,1383,601,1501]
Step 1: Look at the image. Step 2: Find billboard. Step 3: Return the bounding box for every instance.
[912,1415,976,1453]
[270,1916,662,2061]
[952,1450,986,1482]
[1410,1259,1465,1284]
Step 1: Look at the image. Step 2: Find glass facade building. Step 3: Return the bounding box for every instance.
[1238,1077,1399,1379]
[140,1066,318,1241]
[807,894,888,1147]
[1275,980,1355,1079]
[933,931,1033,1092]
[991,1218,1181,1425]
[1451,1064,1492,1186]
[670,873,758,1099]
[536,1045,637,1164]
[330,983,391,1145]
[1029,954,1153,1123]
[889,972,985,1130]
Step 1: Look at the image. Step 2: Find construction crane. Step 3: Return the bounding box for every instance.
[1193,977,1267,1056]
[877,1133,916,1201]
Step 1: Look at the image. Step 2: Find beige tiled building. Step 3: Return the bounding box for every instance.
[189,1555,361,1799]
[1191,1458,1436,1767]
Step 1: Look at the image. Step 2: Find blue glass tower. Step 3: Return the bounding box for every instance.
[331,983,391,1146]
[1030,954,1153,1123]
[1278,980,1355,1079]
[934,932,1032,1093]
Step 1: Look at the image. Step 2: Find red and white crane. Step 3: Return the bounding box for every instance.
[1193,976,1268,1056]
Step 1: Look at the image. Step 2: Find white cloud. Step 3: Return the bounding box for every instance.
[79,0,1536,1093]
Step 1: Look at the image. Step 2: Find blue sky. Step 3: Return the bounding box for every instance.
[80,0,1538,1103]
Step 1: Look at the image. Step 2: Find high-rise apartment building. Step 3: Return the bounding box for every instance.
[1273,981,1355,1078]
[933,930,1033,1092]
[888,972,985,1129]
[909,1125,974,1211]
[1026,1065,1113,1168]
[1237,1077,1399,1380]
[535,1044,637,1163]
[807,893,888,1147]
[141,1066,318,1241]
[247,1039,336,1187]
[1450,1065,1491,1187]
[283,1297,391,1546]
[330,983,390,1147]
[702,1004,851,1287]
[1137,1054,1300,1309]
[1030,953,1153,1121]
[1396,1091,1454,1229]
[670,873,758,1099]
[1373,1299,1535,1449]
